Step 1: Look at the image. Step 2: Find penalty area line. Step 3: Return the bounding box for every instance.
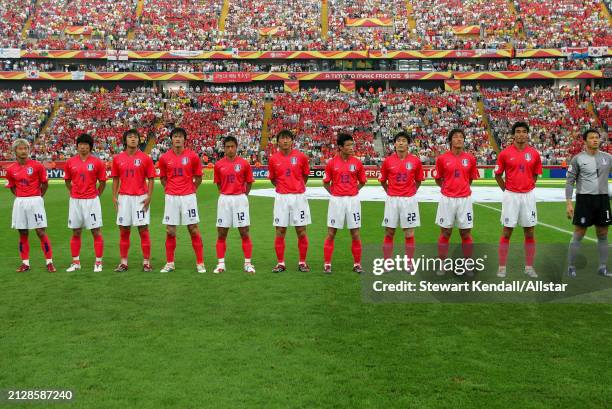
[474,202,597,243]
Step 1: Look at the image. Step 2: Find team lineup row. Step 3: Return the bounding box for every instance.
[5,125,611,277]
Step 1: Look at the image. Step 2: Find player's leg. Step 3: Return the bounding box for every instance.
[239,226,255,274]
[567,225,587,277]
[519,192,538,278]
[403,228,415,262]
[295,225,310,271]
[522,226,537,277]
[435,196,453,261]
[187,223,205,273]
[323,227,337,273]
[115,226,131,272]
[34,228,55,272]
[383,227,396,260]
[214,227,229,273]
[382,197,398,260]
[273,226,287,272]
[67,227,83,271]
[349,228,363,273]
[91,227,104,272]
[17,229,30,272]
[161,224,177,272]
[399,197,419,265]
[458,229,473,258]
[137,225,152,272]
[595,225,610,276]
[498,191,518,277]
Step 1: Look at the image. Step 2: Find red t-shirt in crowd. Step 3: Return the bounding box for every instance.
[158,149,203,195]
[111,150,155,196]
[323,155,367,197]
[64,154,107,199]
[268,149,309,194]
[5,159,48,197]
[214,156,254,195]
[378,153,424,197]
[495,145,542,193]
[434,151,479,198]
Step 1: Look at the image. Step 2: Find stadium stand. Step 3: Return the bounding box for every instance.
[0,0,35,48]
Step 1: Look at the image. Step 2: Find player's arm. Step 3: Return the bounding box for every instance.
[415,180,421,190]
[245,163,254,195]
[112,176,120,209]
[193,175,202,190]
[97,179,106,196]
[40,181,48,197]
[160,176,167,188]
[322,161,333,194]
[357,163,367,191]
[379,160,388,192]
[142,178,154,211]
[434,158,443,188]
[9,186,16,196]
[494,154,505,191]
[494,173,505,191]
[565,156,579,219]
[245,182,253,195]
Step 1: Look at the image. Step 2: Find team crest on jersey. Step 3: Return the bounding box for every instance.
[602,159,608,166]
[181,157,189,165]
[406,162,413,170]
[234,164,241,172]
[349,164,356,172]
[134,159,141,167]
[462,158,469,167]
[87,163,94,171]
[290,157,297,165]
[525,153,532,162]
[26,167,33,175]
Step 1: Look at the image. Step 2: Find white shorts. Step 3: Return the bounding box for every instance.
[12,196,48,230]
[435,195,474,229]
[273,193,311,227]
[382,196,420,229]
[501,190,537,228]
[163,193,199,225]
[69,197,103,229]
[327,196,362,230]
[117,194,150,227]
[216,194,250,228]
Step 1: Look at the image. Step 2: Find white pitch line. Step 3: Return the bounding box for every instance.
[474,202,597,242]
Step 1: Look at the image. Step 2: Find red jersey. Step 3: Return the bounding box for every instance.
[268,149,309,194]
[111,150,155,196]
[495,145,542,193]
[64,154,107,199]
[158,149,203,195]
[323,155,367,197]
[5,159,48,197]
[214,156,254,195]
[379,153,424,197]
[434,151,479,198]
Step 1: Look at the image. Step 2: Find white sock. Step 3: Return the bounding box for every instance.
[23,259,30,266]
[121,258,128,265]
[73,256,80,263]
[218,258,225,264]
[95,257,103,263]
[46,259,53,265]
[245,258,251,264]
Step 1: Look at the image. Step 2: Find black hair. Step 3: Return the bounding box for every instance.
[393,131,411,144]
[170,127,187,140]
[582,128,600,141]
[223,136,238,147]
[447,128,465,145]
[337,133,353,148]
[76,133,94,150]
[122,128,140,148]
[511,121,529,135]
[276,129,295,140]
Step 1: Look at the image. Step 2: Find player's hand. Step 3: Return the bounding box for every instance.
[141,195,152,212]
[113,196,118,211]
[566,203,574,219]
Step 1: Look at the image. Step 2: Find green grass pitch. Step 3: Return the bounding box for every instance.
[0,180,610,408]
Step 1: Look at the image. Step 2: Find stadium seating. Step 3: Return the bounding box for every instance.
[0,0,34,48]
[593,88,612,131]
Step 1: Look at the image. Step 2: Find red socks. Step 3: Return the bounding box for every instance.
[216,237,227,260]
[525,237,536,267]
[323,238,334,264]
[119,229,130,259]
[438,234,450,259]
[383,235,394,259]
[139,229,151,260]
[19,234,29,261]
[498,236,510,266]
[93,235,104,258]
[70,235,82,259]
[274,236,285,264]
[351,239,362,265]
[241,236,253,259]
[165,233,176,263]
[461,235,473,258]
[190,233,204,264]
[298,235,308,264]
[39,234,52,259]
[405,236,415,260]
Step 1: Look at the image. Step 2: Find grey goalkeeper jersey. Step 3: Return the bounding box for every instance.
[565,151,612,199]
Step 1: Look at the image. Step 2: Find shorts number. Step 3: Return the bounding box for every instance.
[467,212,472,222]
[606,210,610,220]
[300,210,305,220]
[353,212,361,222]
[188,209,197,218]
[237,212,245,221]
[34,213,44,222]
[136,210,145,219]
[407,212,416,222]
[90,213,97,221]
